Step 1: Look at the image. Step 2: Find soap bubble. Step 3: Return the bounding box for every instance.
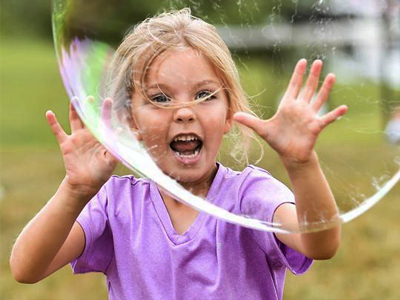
[52,0,400,233]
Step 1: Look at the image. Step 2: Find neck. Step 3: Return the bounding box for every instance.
[179,163,219,198]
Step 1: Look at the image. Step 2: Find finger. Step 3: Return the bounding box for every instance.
[233,112,266,137]
[105,149,119,166]
[282,59,307,103]
[319,105,348,129]
[100,98,121,145]
[46,110,68,144]
[312,73,336,113]
[299,60,323,103]
[69,100,84,132]
[101,98,113,128]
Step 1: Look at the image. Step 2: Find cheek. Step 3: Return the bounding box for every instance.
[136,110,171,145]
[141,125,163,144]
[209,109,230,132]
[140,129,168,159]
[204,114,230,144]
[224,121,232,134]
[136,108,167,129]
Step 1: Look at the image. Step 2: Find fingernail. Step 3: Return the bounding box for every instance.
[86,95,95,103]
[71,96,79,104]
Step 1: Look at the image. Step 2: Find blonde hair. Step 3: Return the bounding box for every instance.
[109,8,259,164]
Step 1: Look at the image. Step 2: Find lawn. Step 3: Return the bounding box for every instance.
[1,37,400,300]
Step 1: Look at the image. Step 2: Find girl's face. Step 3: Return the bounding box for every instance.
[131,48,232,192]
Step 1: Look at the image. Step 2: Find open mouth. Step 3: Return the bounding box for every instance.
[170,134,203,159]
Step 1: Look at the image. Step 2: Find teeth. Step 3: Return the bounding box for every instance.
[176,149,200,158]
[174,135,198,142]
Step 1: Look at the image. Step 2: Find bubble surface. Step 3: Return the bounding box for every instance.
[52,0,400,233]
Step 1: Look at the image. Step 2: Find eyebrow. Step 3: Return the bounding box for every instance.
[146,80,221,92]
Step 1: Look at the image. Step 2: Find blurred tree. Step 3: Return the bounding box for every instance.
[2,0,304,41]
[380,0,400,127]
[1,0,52,38]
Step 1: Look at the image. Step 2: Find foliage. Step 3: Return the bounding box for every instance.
[0,1,53,38]
[1,34,400,300]
[1,0,335,41]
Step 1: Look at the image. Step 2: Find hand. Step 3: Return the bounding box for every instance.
[46,98,118,200]
[234,59,348,166]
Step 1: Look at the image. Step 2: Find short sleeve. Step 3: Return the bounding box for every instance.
[239,166,312,275]
[71,183,114,274]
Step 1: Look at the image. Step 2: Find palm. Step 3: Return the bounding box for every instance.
[265,101,322,161]
[234,59,347,164]
[60,129,115,191]
[46,100,118,197]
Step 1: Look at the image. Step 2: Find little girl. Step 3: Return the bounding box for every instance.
[11,8,347,300]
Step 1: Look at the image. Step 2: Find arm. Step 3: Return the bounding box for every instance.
[273,152,341,260]
[10,101,118,283]
[10,182,87,283]
[234,59,347,260]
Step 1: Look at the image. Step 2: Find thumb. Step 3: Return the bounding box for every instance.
[105,149,119,167]
[233,112,266,137]
[46,110,68,145]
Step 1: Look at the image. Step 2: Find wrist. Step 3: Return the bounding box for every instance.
[58,177,97,207]
[280,151,319,173]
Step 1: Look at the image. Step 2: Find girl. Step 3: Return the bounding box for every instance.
[10,8,348,300]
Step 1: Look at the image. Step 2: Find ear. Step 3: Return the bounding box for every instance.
[134,130,143,141]
[126,96,143,141]
[126,112,143,141]
[130,118,143,141]
[223,113,233,134]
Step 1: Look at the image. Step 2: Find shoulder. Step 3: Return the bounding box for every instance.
[217,163,289,194]
[241,166,293,204]
[215,163,271,182]
[241,165,273,180]
[104,175,152,192]
[106,174,150,185]
[97,175,153,209]
[211,164,293,214]
[216,164,294,216]
[242,165,292,195]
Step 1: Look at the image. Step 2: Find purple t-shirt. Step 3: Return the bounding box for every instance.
[71,164,312,300]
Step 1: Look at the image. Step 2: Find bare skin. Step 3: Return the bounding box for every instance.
[10,102,118,283]
[162,193,200,235]
[9,59,346,285]
[234,59,347,259]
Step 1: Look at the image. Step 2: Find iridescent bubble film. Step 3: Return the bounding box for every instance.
[52,0,400,233]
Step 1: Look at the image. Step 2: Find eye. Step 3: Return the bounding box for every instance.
[196,90,216,101]
[150,94,171,104]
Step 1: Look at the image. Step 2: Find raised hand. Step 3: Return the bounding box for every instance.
[46,98,118,200]
[234,59,348,166]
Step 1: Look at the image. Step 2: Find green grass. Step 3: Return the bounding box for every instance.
[0,38,69,148]
[1,37,400,300]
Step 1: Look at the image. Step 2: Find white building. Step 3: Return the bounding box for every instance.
[217,0,400,88]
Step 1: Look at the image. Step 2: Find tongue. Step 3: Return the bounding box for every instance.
[170,140,201,153]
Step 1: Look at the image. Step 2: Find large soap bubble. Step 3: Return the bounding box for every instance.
[52,0,400,233]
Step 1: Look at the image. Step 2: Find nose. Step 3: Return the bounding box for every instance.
[173,106,196,123]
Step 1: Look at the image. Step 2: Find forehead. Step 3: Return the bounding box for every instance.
[145,48,222,88]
